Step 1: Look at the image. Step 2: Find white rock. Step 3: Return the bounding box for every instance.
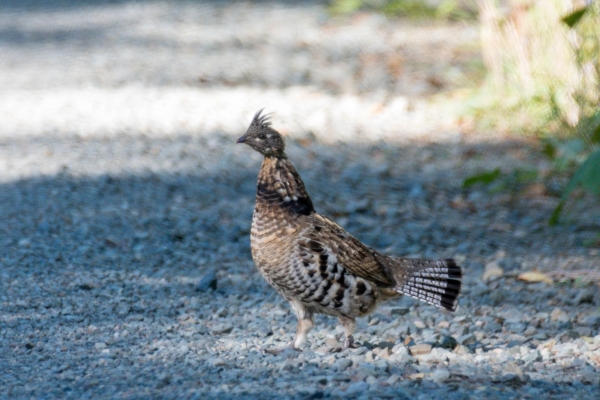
[482,262,504,283]
[431,368,451,383]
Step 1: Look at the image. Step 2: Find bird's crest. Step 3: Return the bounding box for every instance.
[252,108,272,128]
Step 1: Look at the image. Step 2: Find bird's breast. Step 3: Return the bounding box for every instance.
[250,203,300,266]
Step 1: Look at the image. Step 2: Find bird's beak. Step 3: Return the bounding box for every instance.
[236,135,247,144]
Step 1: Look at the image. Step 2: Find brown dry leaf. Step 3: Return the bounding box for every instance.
[518,271,553,285]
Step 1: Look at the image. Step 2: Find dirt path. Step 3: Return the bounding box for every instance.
[1,1,599,399]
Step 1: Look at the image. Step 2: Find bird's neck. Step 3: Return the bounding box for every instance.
[256,156,314,216]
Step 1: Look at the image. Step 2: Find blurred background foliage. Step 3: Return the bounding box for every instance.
[331,0,599,225]
[330,0,478,19]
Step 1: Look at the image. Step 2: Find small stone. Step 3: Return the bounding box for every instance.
[431,368,451,383]
[179,344,189,355]
[345,382,369,395]
[197,269,217,292]
[575,289,595,305]
[507,323,526,334]
[522,350,541,363]
[334,358,352,372]
[209,357,226,367]
[561,330,580,340]
[550,308,569,323]
[390,307,410,316]
[387,374,400,385]
[377,347,391,359]
[94,342,107,350]
[211,323,233,335]
[506,334,528,346]
[409,343,432,356]
[482,262,504,283]
[325,337,338,348]
[503,361,523,377]
[484,321,502,333]
[413,320,426,329]
[523,326,537,336]
[437,320,450,329]
[487,290,507,306]
[215,307,228,318]
[457,333,475,345]
[365,376,378,385]
[389,345,411,362]
[578,314,600,327]
[438,335,458,350]
[155,375,171,389]
[538,339,556,350]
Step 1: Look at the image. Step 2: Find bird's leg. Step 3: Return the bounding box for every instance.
[264,302,313,355]
[339,316,359,350]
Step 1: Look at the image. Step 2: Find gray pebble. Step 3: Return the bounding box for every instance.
[457,334,475,346]
[208,358,226,367]
[345,382,369,395]
[197,269,217,292]
[334,358,353,372]
[211,323,233,335]
[574,289,596,305]
[437,335,458,350]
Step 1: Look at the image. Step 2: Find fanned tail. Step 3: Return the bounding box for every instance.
[399,258,462,311]
[376,255,462,311]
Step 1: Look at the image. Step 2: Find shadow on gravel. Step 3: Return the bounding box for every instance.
[1,133,599,398]
[0,0,319,11]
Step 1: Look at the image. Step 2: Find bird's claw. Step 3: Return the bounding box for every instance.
[343,337,360,350]
[332,337,361,352]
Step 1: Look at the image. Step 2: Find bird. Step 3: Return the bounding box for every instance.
[237,109,462,353]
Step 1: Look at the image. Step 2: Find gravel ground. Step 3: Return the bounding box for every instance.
[1,1,600,399]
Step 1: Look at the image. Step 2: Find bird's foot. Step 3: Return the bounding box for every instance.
[343,336,360,350]
[332,336,361,352]
[263,344,301,356]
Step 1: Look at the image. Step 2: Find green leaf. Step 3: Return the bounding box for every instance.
[542,139,557,159]
[463,168,501,188]
[514,168,538,184]
[549,201,564,226]
[561,147,600,200]
[552,148,600,225]
[591,122,600,144]
[561,7,588,28]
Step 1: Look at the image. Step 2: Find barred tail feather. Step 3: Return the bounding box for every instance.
[396,259,462,311]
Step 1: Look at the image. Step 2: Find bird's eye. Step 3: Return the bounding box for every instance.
[258,133,266,140]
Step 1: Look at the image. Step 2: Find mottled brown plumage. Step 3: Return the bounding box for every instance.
[237,109,462,352]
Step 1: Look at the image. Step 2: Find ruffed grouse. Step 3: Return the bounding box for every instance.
[237,110,462,353]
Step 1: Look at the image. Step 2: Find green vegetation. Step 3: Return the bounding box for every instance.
[329,0,477,20]
[329,1,600,226]
[467,1,600,225]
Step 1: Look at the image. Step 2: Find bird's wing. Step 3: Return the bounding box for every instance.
[299,213,395,287]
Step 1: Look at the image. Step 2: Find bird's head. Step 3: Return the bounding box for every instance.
[237,109,286,158]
